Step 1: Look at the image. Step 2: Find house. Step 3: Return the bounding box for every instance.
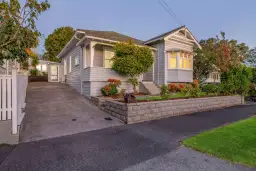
[57,26,201,98]
[35,60,62,82]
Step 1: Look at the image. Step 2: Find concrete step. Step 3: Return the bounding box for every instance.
[141,82,160,95]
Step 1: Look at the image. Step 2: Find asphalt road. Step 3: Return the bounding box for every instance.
[1,104,256,171]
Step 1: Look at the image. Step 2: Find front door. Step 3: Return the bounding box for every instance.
[50,65,58,82]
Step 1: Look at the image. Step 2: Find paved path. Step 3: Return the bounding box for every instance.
[1,104,256,171]
[19,82,123,142]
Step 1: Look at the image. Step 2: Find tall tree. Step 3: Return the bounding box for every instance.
[193,32,249,82]
[211,32,249,72]
[0,0,50,64]
[193,45,215,83]
[44,26,74,62]
[244,47,256,67]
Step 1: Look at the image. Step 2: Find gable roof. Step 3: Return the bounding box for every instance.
[144,25,186,44]
[76,29,144,45]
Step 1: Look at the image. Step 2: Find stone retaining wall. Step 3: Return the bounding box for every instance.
[103,95,242,124]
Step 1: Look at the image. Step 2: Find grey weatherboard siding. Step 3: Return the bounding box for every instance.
[64,46,82,93]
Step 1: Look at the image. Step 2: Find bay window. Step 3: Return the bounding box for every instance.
[168,51,192,70]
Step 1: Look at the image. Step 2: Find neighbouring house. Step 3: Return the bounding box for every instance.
[35,60,63,82]
[205,72,221,83]
[57,26,202,98]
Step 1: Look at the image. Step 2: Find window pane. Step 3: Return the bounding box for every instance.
[170,58,176,68]
[180,58,184,68]
[105,59,112,68]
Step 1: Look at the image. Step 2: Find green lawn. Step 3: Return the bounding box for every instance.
[183,117,256,167]
[136,92,209,101]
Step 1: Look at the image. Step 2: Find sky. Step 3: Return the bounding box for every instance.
[33,0,256,54]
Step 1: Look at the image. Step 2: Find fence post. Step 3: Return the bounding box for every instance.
[12,69,18,134]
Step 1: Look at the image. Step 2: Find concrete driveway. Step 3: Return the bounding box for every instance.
[2,104,255,171]
[19,82,123,142]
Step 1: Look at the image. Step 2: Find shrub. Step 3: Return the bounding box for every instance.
[107,78,121,86]
[128,77,139,93]
[221,65,252,95]
[181,84,192,96]
[202,84,219,95]
[101,78,120,96]
[160,84,169,100]
[168,83,178,92]
[190,86,201,97]
[248,83,256,96]
[30,69,39,76]
[177,83,186,91]
[181,84,201,97]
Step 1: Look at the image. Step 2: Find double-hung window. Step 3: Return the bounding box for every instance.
[104,49,114,68]
[180,52,192,69]
[169,52,177,69]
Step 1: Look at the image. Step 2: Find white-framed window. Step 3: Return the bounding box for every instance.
[179,52,192,69]
[168,51,192,70]
[74,56,80,66]
[69,56,72,73]
[104,49,114,68]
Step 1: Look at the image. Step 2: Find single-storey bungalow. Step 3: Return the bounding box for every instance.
[57,26,212,98]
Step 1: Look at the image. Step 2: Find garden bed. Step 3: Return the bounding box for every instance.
[103,95,243,124]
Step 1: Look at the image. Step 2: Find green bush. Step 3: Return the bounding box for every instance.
[190,86,201,97]
[30,69,39,76]
[202,84,219,95]
[160,84,169,100]
[181,84,201,97]
[221,65,252,95]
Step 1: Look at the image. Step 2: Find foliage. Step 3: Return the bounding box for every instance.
[220,65,252,95]
[107,78,121,86]
[180,80,201,97]
[244,47,256,67]
[160,84,169,100]
[248,83,256,97]
[120,89,126,100]
[168,83,186,93]
[202,84,219,95]
[251,68,256,84]
[184,117,256,167]
[193,46,215,83]
[128,77,139,93]
[44,26,74,62]
[0,0,50,63]
[29,68,38,76]
[194,32,249,79]
[101,78,121,96]
[112,40,153,92]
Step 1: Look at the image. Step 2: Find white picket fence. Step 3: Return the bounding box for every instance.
[0,69,28,134]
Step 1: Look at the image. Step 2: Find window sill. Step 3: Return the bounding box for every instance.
[168,68,192,71]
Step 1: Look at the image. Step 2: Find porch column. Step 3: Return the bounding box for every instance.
[90,42,96,67]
